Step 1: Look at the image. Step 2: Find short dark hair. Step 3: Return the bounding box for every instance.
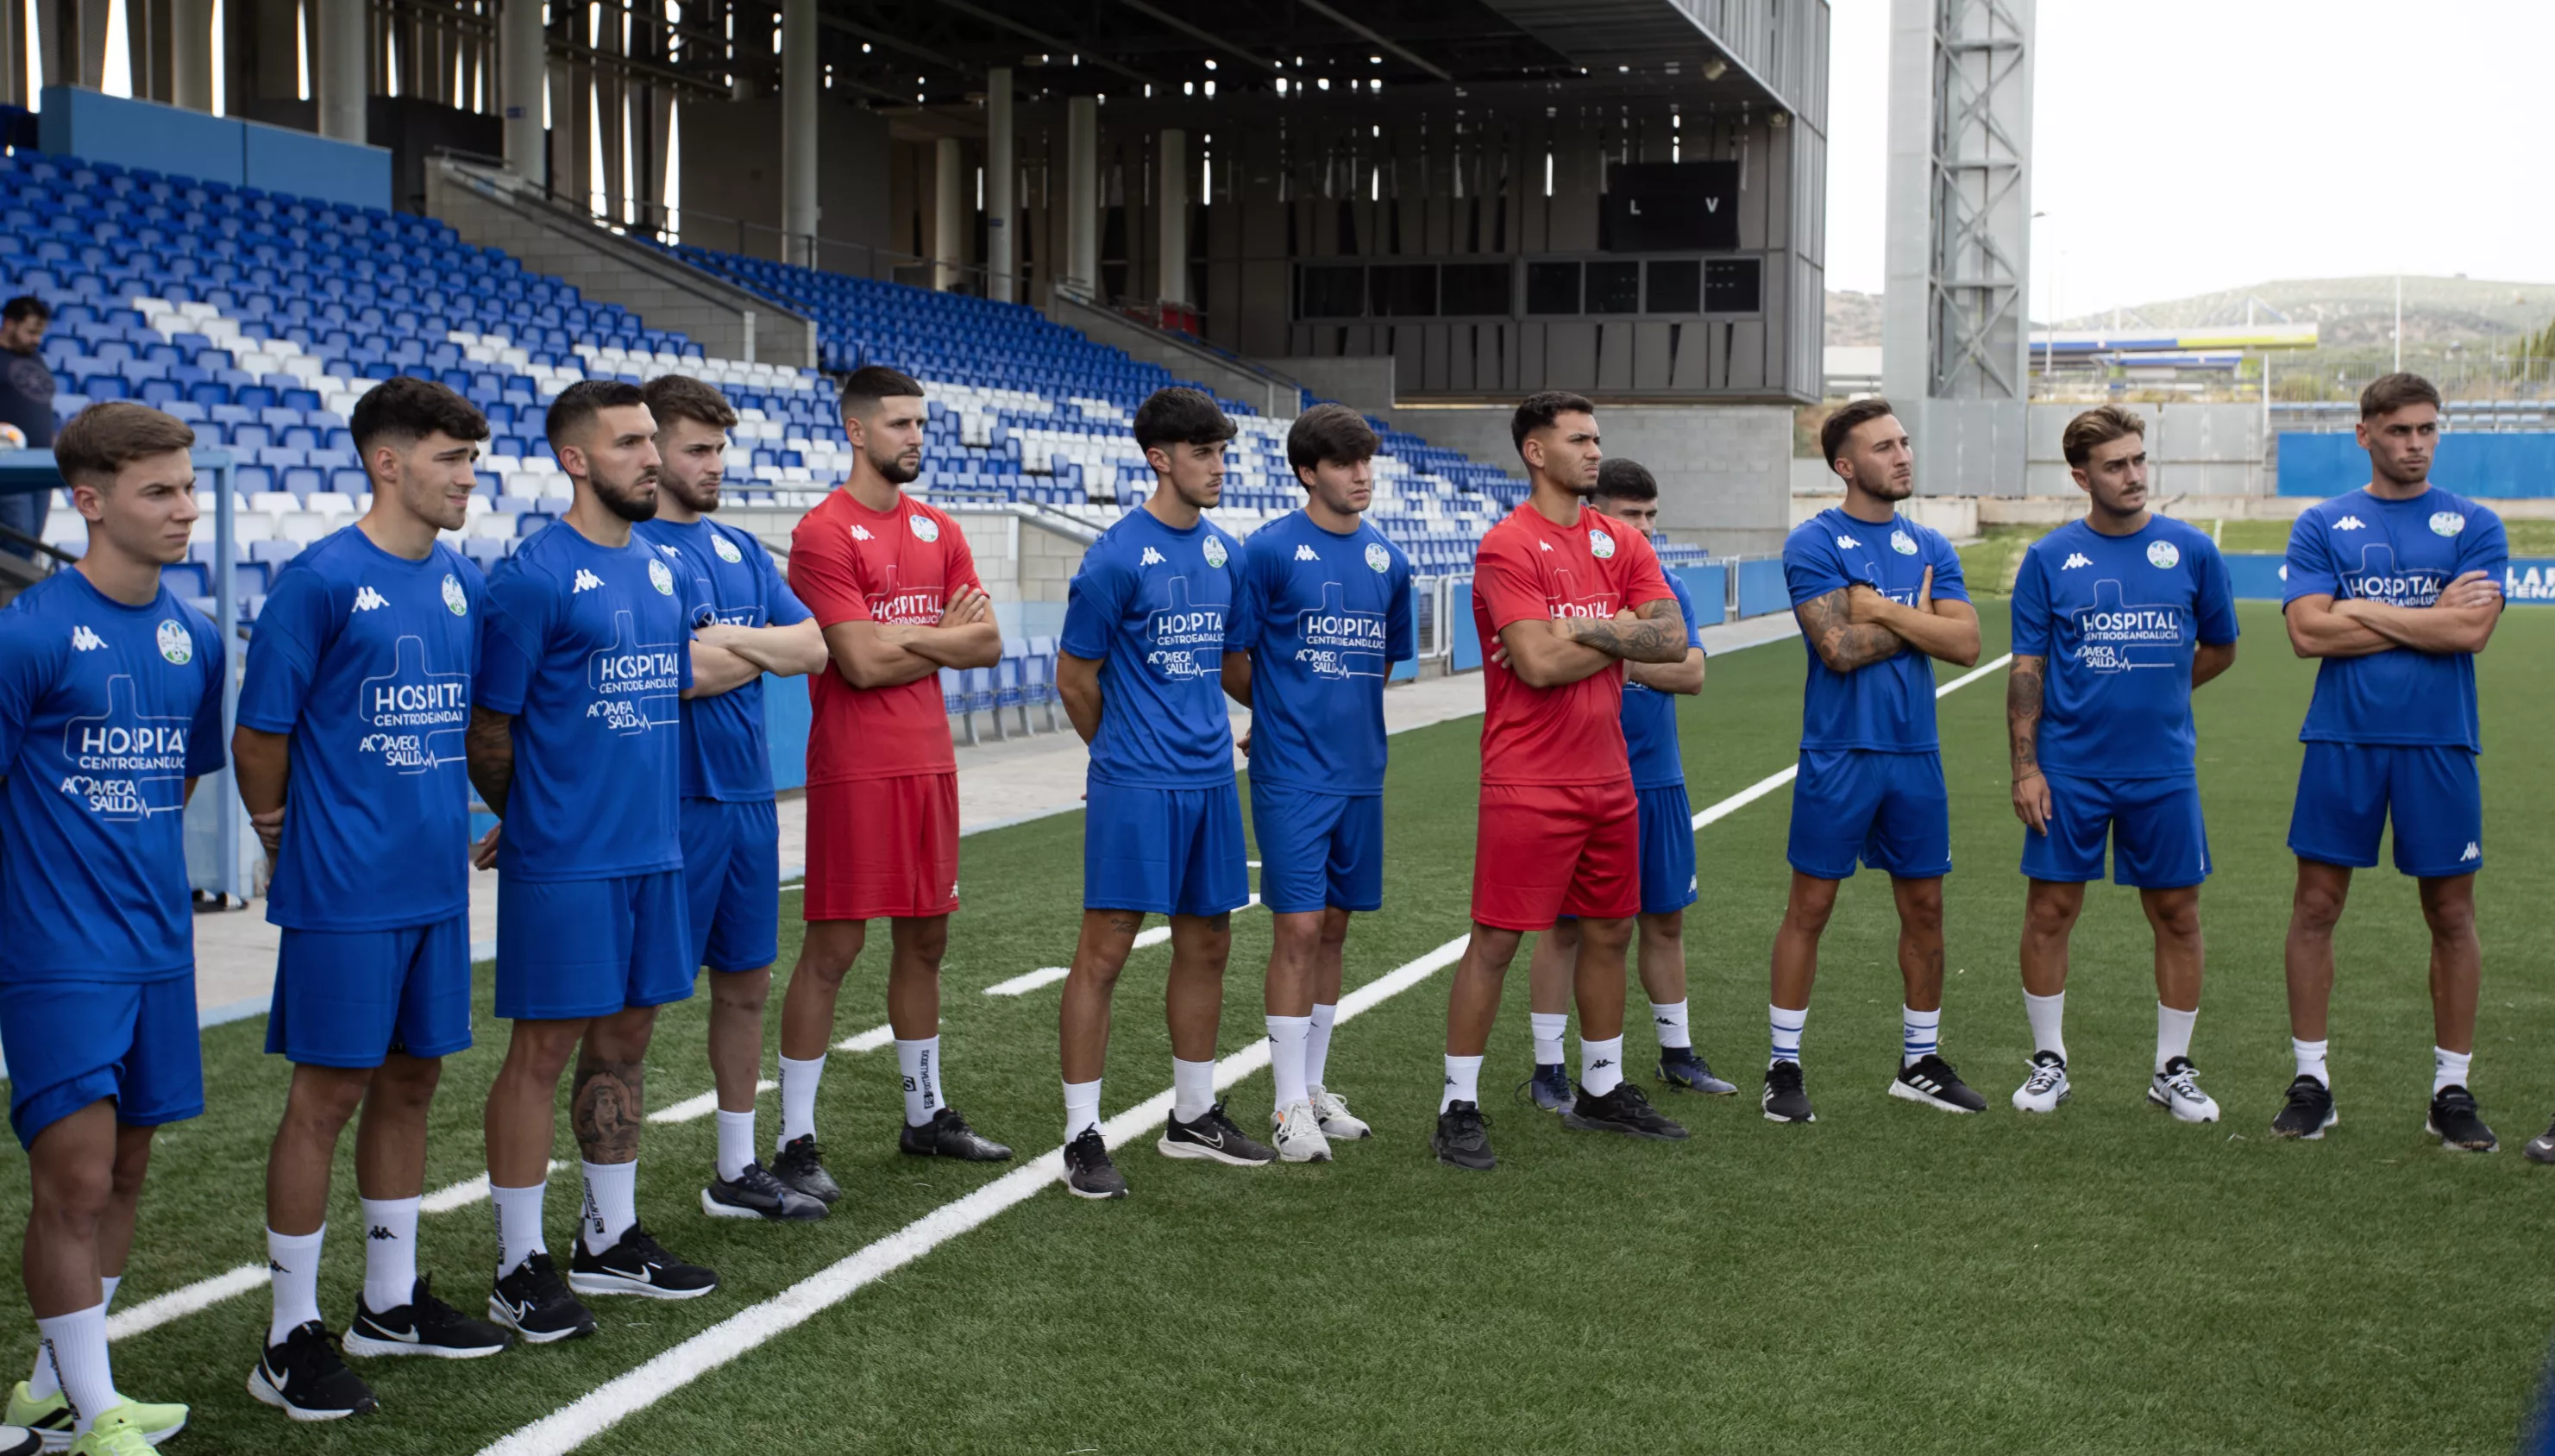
[545,379,649,448]
[2,296,49,325]
[643,373,738,433]
[838,365,924,422]
[1133,386,1235,453]
[2060,405,2144,468]
[53,402,194,488]
[1820,397,1899,470]
[349,376,489,457]
[1285,403,1378,479]
[1510,390,1595,457]
[1594,457,1658,503]
[2360,372,2442,420]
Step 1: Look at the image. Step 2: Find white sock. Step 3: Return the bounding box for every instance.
[1901,1005,1941,1067]
[27,1276,114,1402]
[1769,1004,1806,1068]
[35,1303,112,1434]
[265,1226,325,1346]
[1305,1003,1338,1092]
[490,1180,548,1277]
[2025,990,2067,1063]
[1266,1014,1313,1107]
[579,1160,637,1253]
[1529,1011,1568,1066]
[2292,1037,2329,1088]
[1063,1078,1103,1142]
[715,1108,757,1183]
[2156,1004,2198,1073]
[1171,1057,1217,1124]
[359,1196,421,1315]
[1580,1034,1626,1097]
[895,1037,942,1128]
[1440,1054,1483,1111]
[776,1052,826,1148]
[1649,1000,1692,1051]
[2434,1045,2473,1095]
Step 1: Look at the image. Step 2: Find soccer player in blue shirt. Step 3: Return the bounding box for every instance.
[2005,407,2238,1123]
[631,374,832,1221]
[1768,398,1984,1124]
[1054,387,1265,1199]
[2275,373,2507,1151]
[1221,403,1414,1163]
[0,403,220,1454]
[234,379,512,1421]
[468,381,732,1338]
[1518,458,1736,1112]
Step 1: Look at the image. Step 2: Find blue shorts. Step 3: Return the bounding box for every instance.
[1085,778,1250,919]
[1787,749,1952,882]
[495,869,697,1021]
[2289,742,2483,878]
[267,913,474,1067]
[2022,773,2211,889]
[1250,781,1384,915]
[681,797,781,973]
[0,975,201,1148]
[1636,782,1698,915]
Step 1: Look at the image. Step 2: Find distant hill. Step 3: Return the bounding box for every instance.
[1827,278,2555,354]
[1826,289,1883,348]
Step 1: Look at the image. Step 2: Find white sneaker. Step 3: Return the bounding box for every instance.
[2012,1051,2069,1114]
[2149,1056,2221,1123]
[1271,1099,1333,1163]
[1309,1086,1372,1140]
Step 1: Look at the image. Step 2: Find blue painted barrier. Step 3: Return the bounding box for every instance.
[36,86,390,210]
[2223,553,2555,604]
[1736,557,1789,619]
[1451,581,1482,671]
[1673,563,1728,627]
[2279,431,2555,499]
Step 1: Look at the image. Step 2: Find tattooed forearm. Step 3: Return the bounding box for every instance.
[1794,588,1904,673]
[2008,654,2046,778]
[570,1055,646,1163]
[1565,598,1690,664]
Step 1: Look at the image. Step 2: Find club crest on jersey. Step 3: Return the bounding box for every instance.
[1203,536,1229,568]
[2431,511,2466,537]
[1589,526,1616,559]
[155,619,191,665]
[443,574,468,616]
[911,514,941,543]
[1890,529,1918,556]
[648,559,675,595]
[713,533,744,563]
[2146,540,2181,569]
[1365,542,1390,574]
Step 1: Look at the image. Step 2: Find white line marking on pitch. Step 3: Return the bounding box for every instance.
[650,1081,778,1125]
[984,966,1070,997]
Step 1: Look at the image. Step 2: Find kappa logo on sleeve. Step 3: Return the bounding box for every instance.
[573,569,606,593]
[1139,547,1167,567]
[2061,553,2091,571]
[70,624,104,651]
[353,586,389,612]
[1294,544,1320,562]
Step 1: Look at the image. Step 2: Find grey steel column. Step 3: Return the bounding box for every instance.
[1155,129,1186,305]
[780,0,818,267]
[169,0,211,110]
[985,66,1014,303]
[313,0,366,143]
[1064,95,1097,298]
[933,135,963,291]
[501,0,544,181]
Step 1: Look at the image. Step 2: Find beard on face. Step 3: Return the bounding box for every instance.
[869,440,921,486]
[1861,469,1915,501]
[592,462,662,522]
[661,470,720,514]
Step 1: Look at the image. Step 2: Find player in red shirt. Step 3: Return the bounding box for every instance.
[1433,391,1694,1170]
[772,366,1014,1204]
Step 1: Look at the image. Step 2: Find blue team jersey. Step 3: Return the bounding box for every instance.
[2283,486,2507,753]
[0,571,225,982]
[476,523,702,881]
[1060,507,1248,788]
[1783,506,1971,753]
[236,528,486,929]
[2009,517,2238,781]
[1230,510,1415,795]
[1622,569,1706,790]
[633,517,809,803]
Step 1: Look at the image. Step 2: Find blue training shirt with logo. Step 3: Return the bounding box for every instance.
[633,516,809,803]
[1060,505,1248,788]
[0,570,225,982]
[1781,506,1970,753]
[476,522,703,881]
[2009,516,2237,781]
[1230,509,1415,795]
[1622,568,1706,790]
[2283,486,2506,753]
[236,527,486,929]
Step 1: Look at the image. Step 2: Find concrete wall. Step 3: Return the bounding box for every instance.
[1045,293,1299,418]
[1265,355,1397,415]
[2025,401,2268,498]
[1791,492,1978,540]
[676,96,895,269]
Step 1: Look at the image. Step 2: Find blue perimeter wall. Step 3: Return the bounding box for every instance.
[2279,432,2555,499]
[35,87,389,211]
[2224,553,2555,604]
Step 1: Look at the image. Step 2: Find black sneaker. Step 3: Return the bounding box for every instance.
[247,1321,377,1421]
[1659,1046,1738,1095]
[2269,1074,2337,1139]
[1563,1079,1691,1139]
[342,1275,509,1359]
[1890,1053,1987,1113]
[769,1134,843,1204]
[2524,1117,2555,1164]
[567,1224,719,1301]
[1517,1063,1575,1113]
[1762,1060,1816,1123]
[1062,1128,1127,1199]
[487,1251,595,1343]
[1433,1101,1496,1170]
[702,1162,829,1221]
[2426,1084,2497,1152]
[1157,1101,1277,1166]
[898,1106,1014,1161]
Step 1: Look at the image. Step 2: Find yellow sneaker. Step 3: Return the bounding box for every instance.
[62,1405,156,1456]
[4,1388,185,1453]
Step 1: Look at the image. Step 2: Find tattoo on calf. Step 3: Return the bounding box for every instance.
[570,1058,645,1163]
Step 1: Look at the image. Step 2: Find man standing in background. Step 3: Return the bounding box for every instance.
[0,297,57,558]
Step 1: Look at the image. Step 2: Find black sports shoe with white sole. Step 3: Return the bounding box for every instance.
[1562,1081,1690,1139]
[1890,1053,1987,1113]
[1518,1063,1575,1113]
[1433,1101,1496,1170]
[247,1322,377,1421]
[487,1252,594,1343]
[2524,1117,2555,1164]
[769,1134,843,1204]
[702,1163,828,1221]
[2426,1084,2496,1152]
[2269,1075,2337,1139]
[342,1276,509,1359]
[1658,1047,1738,1095]
[898,1106,1014,1161]
[1762,1060,1816,1123]
[1158,1101,1277,1166]
[568,1224,719,1300]
[1062,1128,1127,1199]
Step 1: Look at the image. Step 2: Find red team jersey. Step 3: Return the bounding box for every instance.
[788,488,982,785]
[1470,502,1674,785]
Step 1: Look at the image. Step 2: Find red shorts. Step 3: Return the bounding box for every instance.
[1471,781,1639,930]
[804,773,960,921]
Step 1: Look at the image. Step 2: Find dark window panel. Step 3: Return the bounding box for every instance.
[1647,259,1701,314]
[1525,260,1580,316]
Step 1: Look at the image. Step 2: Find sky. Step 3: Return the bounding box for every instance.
[1822,0,2555,317]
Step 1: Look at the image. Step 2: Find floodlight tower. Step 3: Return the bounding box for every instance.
[1882,0,2036,495]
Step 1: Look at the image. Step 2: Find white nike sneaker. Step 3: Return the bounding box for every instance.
[2148,1056,2221,1123]
[1271,1099,1334,1164]
[2012,1051,2069,1114]
[1309,1086,1372,1140]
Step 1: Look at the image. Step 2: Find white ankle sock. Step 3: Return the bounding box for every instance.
[1265,1014,1312,1107]
[1171,1057,1217,1124]
[1440,1054,1484,1111]
[359,1196,421,1315]
[490,1180,547,1277]
[1769,1004,1806,1068]
[1063,1078,1103,1142]
[265,1226,325,1346]
[1529,1011,1568,1066]
[2025,990,2067,1062]
[35,1303,113,1434]
[2434,1045,2472,1095]
[1580,1034,1625,1097]
[579,1160,637,1253]
[1649,1000,1692,1051]
[714,1108,756,1183]
[2156,1003,2198,1073]
[1901,1005,1941,1067]
[26,1277,116,1401]
[776,1053,826,1148]
[2292,1037,2329,1088]
[1305,1003,1338,1090]
[895,1037,943,1128]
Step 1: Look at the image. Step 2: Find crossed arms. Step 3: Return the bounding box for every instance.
[2284,570,2503,660]
[1793,566,1981,675]
[820,585,1003,688]
[1496,596,1690,689]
